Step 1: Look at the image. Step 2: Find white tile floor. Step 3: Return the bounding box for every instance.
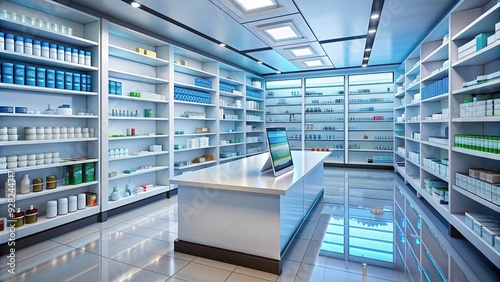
[1,168,405,282]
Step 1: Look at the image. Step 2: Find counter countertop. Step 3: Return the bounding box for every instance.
[170,151,330,195]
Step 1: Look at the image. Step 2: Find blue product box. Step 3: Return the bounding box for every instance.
[81,74,87,92]
[26,66,36,86]
[14,64,25,85]
[87,75,91,92]
[109,80,116,95]
[56,71,64,89]
[46,69,55,88]
[37,68,46,87]
[65,72,73,90]
[116,81,122,95]
[15,107,27,114]
[73,73,81,91]
[2,62,14,84]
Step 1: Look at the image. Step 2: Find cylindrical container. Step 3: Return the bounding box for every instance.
[26,66,36,86]
[14,36,23,53]
[27,154,36,160]
[60,133,67,139]
[14,64,25,85]
[32,178,43,192]
[49,44,57,59]
[46,69,55,88]
[65,47,71,62]
[36,127,44,134]
[55,70,64,89]
[78,50,84,65]
[71,48,78,63]
[0,135,6,142]
[57,45,64,60]
[35,159,44,165]
[60,126,67,133]
[17,154,27,161]
[65,71,72,90]
[12,208,24,227]
[57,198,68,215]
[46,175,57,189]
[0,156,6,162]
[41,42,49,58]
[7,161,17,169]
[0,127,6,134]
[17,160,27,167]
[20,174,30,194]
[68,196,77,212]
[24,38,32,55]
[52,133,60,139]
[33,40,41,56]
[74,127,82,133]
[27,160,36,166]
[46,200,57,218]
[44,127,52,134]
[35,153,44,159]
[73,73,80,91]
[8,127,17,135]
[2,62,14,84]
[77,193,86,209]
[52,152,59,158]
[52,157,60,163]
[74,133,82,138]
[85,51,91,66]
[5,34,14,52]
[44,158,52,164]
[52,127,60,134]
[25,205,38,224]
[37,68,46,87]
[25,134,36,140]
[67,133,74,139]
[8,135,18,141]
[89,128,95,137]
[44,134,52,140]
[44,152,52,158]
[67,126,74,133]
[0,32,4,51]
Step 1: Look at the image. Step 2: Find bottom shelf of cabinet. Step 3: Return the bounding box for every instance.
[0,206,100,242]
[348,161,394,166]
[105,185,170,211]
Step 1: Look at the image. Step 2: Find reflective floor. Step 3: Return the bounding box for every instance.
[0,168,493,281]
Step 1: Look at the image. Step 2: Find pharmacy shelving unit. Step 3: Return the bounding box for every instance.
[0,0,100,242]
[172,47,219,176]
[100,21,170,213]
[394,178,497,282]
[265,79,303,151]
[394,0,500,268]
[304,76,345,164]
[394,63,406,173]
[218,64,245,162]
[347,73,395,166]
[245,74,266,156]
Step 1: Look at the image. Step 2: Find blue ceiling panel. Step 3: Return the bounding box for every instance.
[247,50,301,73]
[322,38,366,68]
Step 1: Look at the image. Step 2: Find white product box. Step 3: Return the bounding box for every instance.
[496,22,500,32]
[488,34,496,45]
[488,70,500,81]
[495,110,500,116]
[150,145,162,152]
[458,38,476,53]
[458,46,476,59]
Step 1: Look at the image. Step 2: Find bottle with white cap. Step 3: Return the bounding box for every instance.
[20,174,30,194]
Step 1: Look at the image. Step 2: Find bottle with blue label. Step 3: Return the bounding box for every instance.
[37,68,46,87]
[46,69,55,88]
[2,62,14,84]
[14,65,25,85]
[65,72,73,90]
[73,73,81,91]
[56,71,64,89]
[26,66,36,86]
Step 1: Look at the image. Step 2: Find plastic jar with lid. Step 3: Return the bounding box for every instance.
[25,205,38,224]
[13,208,24,227]
[78,50,85,65]
[72,48,78,63]
[5,33,14,51]
[24,38,32,55]
[46,200,57,218]
[41,42,49,58]
[33,40,41,56]
[15,36,23,53]
[58,198,68,215]
[57,45,64,60]
[32,178,43,192]
[49,44,57,59]
[0,32,4,51]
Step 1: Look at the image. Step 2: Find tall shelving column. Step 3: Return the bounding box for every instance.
[172,48,219,175]
[0,0,100,241]
[304,76,345,164]
[448,0,500,268]
[264,79,303,151]
[100,21,171,213]
[347,73,395,166]
[218,64,245,163]
[245,74,266,156]
[394,63,406,175]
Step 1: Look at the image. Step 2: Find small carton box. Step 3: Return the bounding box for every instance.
[144,49,157,58]
[83,162,95,183]
[86,192,97,206]
[469,168,483,178]
[69,164,83,185]
[458,38,476,53]
[62,166,70,186]
[150,144,162,152]
[476,33,494,51]
[496,236,500,252]
[136,47,145,54]
[487,34,496,45]
[485,172,500,184]
[479,171,491,181]
[481,226,500,246]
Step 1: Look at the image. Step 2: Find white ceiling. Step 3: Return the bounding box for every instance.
[61,0,457,75]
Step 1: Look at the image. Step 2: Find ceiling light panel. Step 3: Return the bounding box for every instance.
[234,0,276,11]
[289,56,332,70]
[290,47,314,57]
[264,25,299,41]
[304,59,323,67]
[211,0,297,23]
[274,42,324,60]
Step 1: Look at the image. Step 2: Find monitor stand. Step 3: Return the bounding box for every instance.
[260,156,273,174]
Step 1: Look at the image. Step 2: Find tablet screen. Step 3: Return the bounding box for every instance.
[266,127,294,175]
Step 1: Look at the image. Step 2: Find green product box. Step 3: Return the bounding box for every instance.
[476,33,494,51]
[62,166,70,186]
[69,164,83,185]
[129,92,141,97]
[83,162,96,183]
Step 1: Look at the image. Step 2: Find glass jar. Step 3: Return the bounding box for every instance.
[46,175,57,189]
[32,178,43,192]
[25,205,38,224]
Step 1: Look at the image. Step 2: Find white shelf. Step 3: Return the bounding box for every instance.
[108,151,169,162]
[0,50,98,71]
[246,141,265,145]
[406,82,420,91]
[0,206,100,242]
[348,161,393,166]
[406,158,421,168]
[394,105,405,110]
[452,3,500,41]
[220,131,244,135]
[0,113,97,119]
[174,160,218,170]
[109,95,169,103]
[348,149,393,153]
[395,164,405,176]
[421,67,448,82]
[395,91,405,97]
[246,151,266,157]
[452,79,500,95]
[246,84,264,91]
[109,44,169,66]
[453,40,500,67]
[220,119,244,122]
[421,140,449,150]
[220,91,243,98]
[349,139,393,142]
[452,117,500,123]
[406,176,421,190]
[109,134,169,141]
[422,42,449,63]
[109,69,169,84]
[406,62,420,76]
[406,121,421,124]
[174,100,216,107]
[348,129,392,131]
[421,166,449,182]
[0,159,97,175]
[0,138,98,146]
[219,156,245,162]
[452,147,500,161]
[421,93,448,103]
[406,138,421,143]
[0,83,98,96]
[0,181,98,205]
[174,145,217,152]
[406,101,420,107]
[175,133,217,137]
[175,117,216,121]
[109,166,169,181]
[220,105,244,110]
[395,150,406,158]
[246,130,265,133]
[174,63,217,77]
[0,18,98,47]
[246,109,264,112]
[348,120,394,122]
[396,75,405,84]
[219,76,244,86]
[452,185,500,213]
[245,96,264,101]
[349,101,394,104]
[174,81,216,92]
[420,119,448,123]
[108,116,169,121]
[411,178,450,217]
[220,143,244,147]
[395,135,405,139]
[105,185,170,211]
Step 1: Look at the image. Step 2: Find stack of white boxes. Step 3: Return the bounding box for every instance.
[460,98,500,117]
[186,137,209,149]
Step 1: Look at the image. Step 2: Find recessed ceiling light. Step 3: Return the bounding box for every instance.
[368,29,376,34]
[363,57,369,60]
[130,1,141,8]
[219,43,226,47]
[304,60,323,67]
[276,70,281,74]
[362,64,367,67]
[371,14,380,19]
[257,61,263,64]
[365,48,372,51]
[235,0,276,11]
[290,47,314,57]
[264,26,298,41]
